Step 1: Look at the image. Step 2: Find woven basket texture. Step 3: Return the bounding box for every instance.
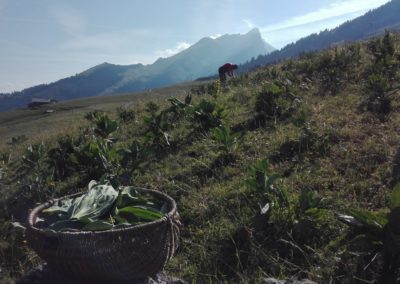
[26,188,180,283]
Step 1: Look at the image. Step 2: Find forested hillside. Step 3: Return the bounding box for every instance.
[242,0,400,71]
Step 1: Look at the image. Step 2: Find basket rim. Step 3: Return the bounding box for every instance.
[27,187,177,237]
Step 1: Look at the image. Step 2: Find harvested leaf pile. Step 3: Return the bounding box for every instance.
[35,181,166,232]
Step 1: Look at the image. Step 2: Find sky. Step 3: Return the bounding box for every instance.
[0,0,391,93]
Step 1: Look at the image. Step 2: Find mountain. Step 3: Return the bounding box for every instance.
[0,28,274,112]
[241,0,400,71]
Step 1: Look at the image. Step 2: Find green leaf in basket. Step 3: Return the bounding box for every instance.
[42,198,74,215]
[38,181,170,231]
[113,214,128,224]
[70,180,118,220]
[117,206,163,224]
[116,186,157,208]
[83,220,114,231]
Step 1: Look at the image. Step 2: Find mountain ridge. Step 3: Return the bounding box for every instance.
[0,29,274,112]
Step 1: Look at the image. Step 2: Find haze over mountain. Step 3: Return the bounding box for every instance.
[242,0,400,70]
[2,0,399,113]
[0,29,274,112]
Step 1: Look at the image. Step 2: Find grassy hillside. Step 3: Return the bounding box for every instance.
[0,82,198,151]
[1,32,400,283]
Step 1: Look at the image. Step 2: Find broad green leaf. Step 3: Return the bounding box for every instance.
[260,203,270,215]
[305,208,330,220]
[390,183,400,210]
[348,233,383,246]
[117,206,163,223]
[337,213,363,227]
[116,187,157,209]
[340,209,387,231]
[48,219,86,231]
[42,198,74,217]
[39,181,166,231]
[77,217,96,224]
[70,181,118,220]
[88,180,97,190]
[113,215,128,225]
[37,211,70,228]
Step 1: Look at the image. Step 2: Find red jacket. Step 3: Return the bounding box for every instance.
[219,63,237,75]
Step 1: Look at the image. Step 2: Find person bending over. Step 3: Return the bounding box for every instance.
[218,63,238,82]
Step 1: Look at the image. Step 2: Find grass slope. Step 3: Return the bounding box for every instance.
[0,32,400,283]
[0,82,199,152]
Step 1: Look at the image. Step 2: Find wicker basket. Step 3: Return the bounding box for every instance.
[26,188,180,283]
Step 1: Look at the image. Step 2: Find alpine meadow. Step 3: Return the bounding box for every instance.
[1,31,400,283]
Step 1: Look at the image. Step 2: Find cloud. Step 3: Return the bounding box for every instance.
[155,42,191,58]
[210,34,222,39]
[262,0,389,33]
[260,0,390,47]
[242,19,255,29]
[49,4,86,37]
